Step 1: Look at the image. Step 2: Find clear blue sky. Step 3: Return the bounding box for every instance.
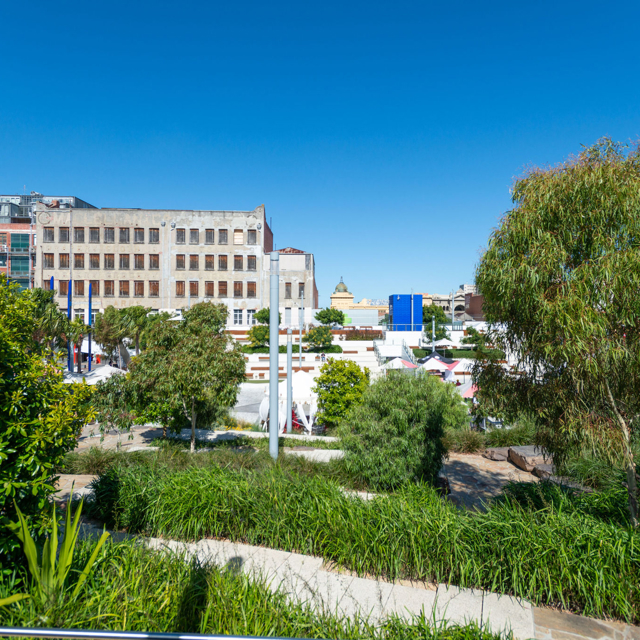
[2,1,639,306]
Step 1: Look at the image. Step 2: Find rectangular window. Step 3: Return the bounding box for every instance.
[205,255,215,270]
[219,281,227,297]
[104,280,115,297]
[218,229,228,244]
[134,281,144,297]
[119,281,130,297]
[149,281,159,297]
[176,228,185,244]
[218,255,227,270]
[89,254,100,269]
[73,228,85,243]
[59,280,69,296]
[189,255,199,270]
[189,229,199,244]
[74,280,85,296]
[89,228,100,243]
[233,229,243,245]
[285,282,292,299]
[43,278,52,291]
[0,233,6,246]
[149,228,159,243]
[205,281,214,297]
[234,281,243,298]
[176,254,185,270]
[119,228,130,243]
[44,253,54,268]
[119,254,130,269]
[59,227,69,243]
[189,281,198,297]
[233,309,243,325]
[104,227,115,243]
[299,283,305,298]
[43,227,54,242]
[134,254,144,269]
[247,255,256,271]
[234,255,243,270]
[149,254,159,269]
[104,254,115,269]
[247,282,257,298]
[247,309,256,325]
[205,229,214,244]
[89,280,100,296]
[134,228,145,243]
[176,281,185,297]
[247,229,257,245]
[59,253,69,268]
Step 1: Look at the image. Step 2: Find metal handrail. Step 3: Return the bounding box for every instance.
[0,627,303,640]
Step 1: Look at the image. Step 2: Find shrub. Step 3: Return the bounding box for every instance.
[247,324,270,348]
[313,359,370,429]
[338,374,466,489]
[444,428,486,453]
[303,325,334,350]
[344,329,383,341]
[485,414,536,448]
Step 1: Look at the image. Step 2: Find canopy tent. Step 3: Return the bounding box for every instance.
[259,371,319,434]
[382,357,417,370]
[434,338,457,348]
[419,359,450,373]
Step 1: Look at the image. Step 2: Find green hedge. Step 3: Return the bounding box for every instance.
[91,464,640,622]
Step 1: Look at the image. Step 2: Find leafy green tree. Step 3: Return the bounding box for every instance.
[313,359,369,428]
[303,325,333,350]
[315,308,346,326]
[120,305,151,356]
[461,326,487,350]
[0,275,93,568]
[254,307,281,325]
[129,302,245,452]
[67,317,89,374]
[93,373,135,447]
[338,374,465,490]
[247,324,270,348]
[93,306,126,362]
[473,138,640,526]
[422,305,448,341]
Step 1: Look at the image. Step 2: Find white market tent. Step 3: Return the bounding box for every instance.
[381,357,417,370]
[259,370,319,434]
[419,359,450,373]
[434,338,457,348]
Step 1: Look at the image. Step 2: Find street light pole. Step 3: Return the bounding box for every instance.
[298,290,303,369]
[286,328,292,434]
[432,315,435,353]
[268,252,280,461]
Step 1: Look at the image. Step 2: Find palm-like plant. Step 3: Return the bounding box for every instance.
[67,317,89,374]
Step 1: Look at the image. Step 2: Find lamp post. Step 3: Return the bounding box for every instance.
[298,290,303,369]
[88,282,92,372]
[432,315,436,353]
[268,252,280,461]
[286,328,292,434]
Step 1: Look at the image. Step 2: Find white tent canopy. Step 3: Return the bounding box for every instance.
[434,338,457,347]
[259,371,319,434]
[382,357,416,370]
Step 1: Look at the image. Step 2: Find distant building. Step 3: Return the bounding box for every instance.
[329,278,389,318]
[0,192,96,289]
[465,292,485,320]
[388,294,423,331]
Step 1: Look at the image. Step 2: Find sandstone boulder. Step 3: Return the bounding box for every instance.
[483,447,510,462]
[508,445,548,472]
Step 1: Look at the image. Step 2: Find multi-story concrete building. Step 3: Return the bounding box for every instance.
[1,192,96,289]
[34,203,318,327]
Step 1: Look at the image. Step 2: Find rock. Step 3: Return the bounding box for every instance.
[483,447,510,461]
[508,446,548,472]
[533,463,556,479]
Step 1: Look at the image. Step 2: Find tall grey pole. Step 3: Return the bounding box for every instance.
[451,291,454,324]
[298,290,303,369]
[286,328,292,434]
[269,252,280,461]
[432,315,436,353]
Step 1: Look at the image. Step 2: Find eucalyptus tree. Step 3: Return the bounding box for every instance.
[93,306,126,364]
[120,305,151,356]
[473,138,640,525]
[129,302,245,452]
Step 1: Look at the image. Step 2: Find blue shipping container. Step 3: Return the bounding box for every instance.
[388,294,423,331]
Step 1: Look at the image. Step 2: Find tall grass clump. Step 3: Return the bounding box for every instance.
[0,540,505,640]
[91,462,640,622]
[485,415,536,448]
[338,374,466,489]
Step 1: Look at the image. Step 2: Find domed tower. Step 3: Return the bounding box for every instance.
[329,277,355,309]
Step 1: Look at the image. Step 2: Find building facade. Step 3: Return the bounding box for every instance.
[34,203,318,327]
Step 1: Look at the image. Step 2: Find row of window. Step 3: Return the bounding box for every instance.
[42,227,258,246]
[49,280,258,298]
[43,253,258,271]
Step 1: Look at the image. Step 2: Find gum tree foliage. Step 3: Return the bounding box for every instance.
[338,374,466,490]
[92,373,136,445]
[247,308,281,348]
[128,302,245,452]
[313,359,370,428]
[473,138,640,526]
[422,305,448,341]
[119,305,152,356]
[0,276,93,568]
[303,326,333,350]
[314,308,346,326]
[93,306,126,360]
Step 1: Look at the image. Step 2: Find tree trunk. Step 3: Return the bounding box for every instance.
[606,381,639,527]
[76,342,82,374]
[190,396,196,454]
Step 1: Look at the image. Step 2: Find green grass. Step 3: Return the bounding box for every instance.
[89,459,640,623]
[0,541,505,640]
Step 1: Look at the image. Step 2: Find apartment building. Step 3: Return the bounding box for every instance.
[34,203,318,327]
[1,192,96,289]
